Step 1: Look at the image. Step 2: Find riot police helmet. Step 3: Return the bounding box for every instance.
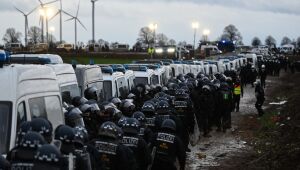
[84,86,98,101]
[161,119,176,131]
[98,121,118,139]
[30,118,53,143]
[122,118,140,135]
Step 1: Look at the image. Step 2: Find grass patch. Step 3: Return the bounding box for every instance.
[62,56,134,64]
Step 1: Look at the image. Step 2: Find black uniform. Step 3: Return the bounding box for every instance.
[150,128,186,170]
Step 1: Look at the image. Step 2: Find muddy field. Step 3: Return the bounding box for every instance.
[186,69,300,170]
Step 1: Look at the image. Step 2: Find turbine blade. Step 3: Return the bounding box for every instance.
[77,18,87,30]
[14,6,25,15]
[62,10,74,18]
[49,11,59,20]
[38,0,43,5]
[76,0,80,17]
[44,0,59,5]
[65,17,75,22]
[27,6,39,15]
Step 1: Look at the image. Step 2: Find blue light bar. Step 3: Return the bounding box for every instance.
[0,51,7,62]
[101,66,114,74]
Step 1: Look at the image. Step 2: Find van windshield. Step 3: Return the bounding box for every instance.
[152,75,159,85]
[134,77,148,86]
[103,81,112,100]
[0,101,12,154]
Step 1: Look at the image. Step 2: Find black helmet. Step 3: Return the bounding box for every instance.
[202,85,211,93]
[72,96,88,107]
[98,121,118,139]
[177,74,185,82]
[84,86,98,100]
[161,86,168,92]
[79,104,93,113]
[186,73,195,79]
[120,101,135,117]
[20,131,46,149]
[156,100,170,115]
[54,125,75,144]
[65,107,85,128]
[127,93,136,99]
[30,118,53,143]
[149,98,160,108]
[110,97,122,108]
[34,144,62,168]
[141,102,156,116]
[161,119,176,131]
[16,121,31,146]
[74,126,89,146]
[132,111,146,123]
[122,118,140,135]
[115,126,124,140]
[117,117,127,127]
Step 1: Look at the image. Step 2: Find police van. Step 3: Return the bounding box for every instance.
[169,63,184,77]
[205,60,225,73]
[203,62,218,75]
[47,64,80,104]
[0,53,64,154]
[74,65,104,99]
[100,66,128,100]
[124,65,156,86]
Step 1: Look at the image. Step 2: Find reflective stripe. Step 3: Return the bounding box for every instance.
[234,85,241,95]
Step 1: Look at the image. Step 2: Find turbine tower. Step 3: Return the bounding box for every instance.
[14,6,38,47]
[91,0,98,43]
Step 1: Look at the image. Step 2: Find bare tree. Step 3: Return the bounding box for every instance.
[156,33,168,46]
[28,26,42,44]
[281,36,292,46]
[221,24,243,44]
[2,28,22,44]
[251,37,262,47]
[265,35,276,47]
[168,39,176,46]
[137,27,154,47]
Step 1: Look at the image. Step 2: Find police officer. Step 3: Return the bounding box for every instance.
[255,80,265,117]
[120,100,136,117]
[173,89,195,152]
[150,119,186,170]
[233,78,243,112]
[54,125,86,170]
[133,111,153,144]
[198,85,215,137]
[30,118,53,143]
[88,121,136,170]
[7,132,46,170]
[33,144,63,170]
[65,107,86,128]
[79,103,100,139]
[15,121,31,146]
[121,118,152,170]
[141,102,157,132]
[250,66,258,87]
[259,65,267,88]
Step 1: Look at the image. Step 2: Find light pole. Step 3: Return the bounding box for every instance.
[91,0,98,43]
[203,29,210,42]
[149,23,158,59]
[192,22,199,58]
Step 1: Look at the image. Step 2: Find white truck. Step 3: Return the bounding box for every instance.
[0,62,64,155]
[74,65,104,100]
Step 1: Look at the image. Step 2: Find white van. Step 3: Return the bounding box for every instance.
[170,64,184,77]
[0,64,64,154]
[47,64,80,103]
[125,65,155,86]
[74,65,104,99]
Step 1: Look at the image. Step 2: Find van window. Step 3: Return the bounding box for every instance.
[17,102,27,130]
[134,77,148,85]
[117,77,127,99]
[0,101,12,154]
[152,75,159,85]
[29,96,63,124]
[60,84,80,99]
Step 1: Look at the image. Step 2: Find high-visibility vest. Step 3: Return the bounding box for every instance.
[234,84,241,95]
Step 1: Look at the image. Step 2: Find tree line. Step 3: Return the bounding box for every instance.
[2,25,300,49]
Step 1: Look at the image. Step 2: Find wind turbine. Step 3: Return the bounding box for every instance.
[37,0,58,43]
[14,6,38,47]
[91,0,98,43]
[65,0,87,50]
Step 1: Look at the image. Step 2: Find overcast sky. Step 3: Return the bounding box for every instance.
[1,0,300,46]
